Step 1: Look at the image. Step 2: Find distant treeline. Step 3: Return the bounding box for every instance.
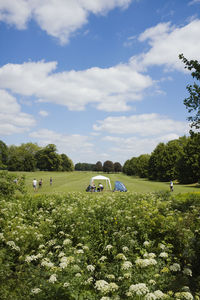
[123,133,200,184]
[0,142,74,172]
[75,161,122,173]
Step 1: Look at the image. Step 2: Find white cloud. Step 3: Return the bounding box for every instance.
[132,19,200,71]
[0,61,153,112]
[0,89,36,135]
[93,114,189,136]
[0,0,132,44]
[39,110,49,117]
[29,128,94,162]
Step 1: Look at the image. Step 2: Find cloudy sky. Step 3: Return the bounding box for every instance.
[1,0,200,164]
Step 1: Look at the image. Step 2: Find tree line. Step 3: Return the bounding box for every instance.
[75,161,122,173]
[123,133,200,184]
[0,142,74,172]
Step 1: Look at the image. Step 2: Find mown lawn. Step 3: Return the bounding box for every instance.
[13,171,200,194]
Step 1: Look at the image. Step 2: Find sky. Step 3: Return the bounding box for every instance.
[0,0,200,165]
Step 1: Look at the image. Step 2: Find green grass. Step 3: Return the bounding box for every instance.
[12,171,200,194]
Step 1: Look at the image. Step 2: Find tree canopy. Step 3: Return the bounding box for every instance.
[179,54,200,130]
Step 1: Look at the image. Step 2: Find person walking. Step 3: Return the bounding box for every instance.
[170,180,174,192]
[33,178,37,192]
[50,177,53,186]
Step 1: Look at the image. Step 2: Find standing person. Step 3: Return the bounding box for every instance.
[33,178,37,192]
[39,179,43,188]
[50,177,53,186]
[170,180,173,192]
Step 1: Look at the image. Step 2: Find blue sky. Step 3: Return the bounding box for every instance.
[0,0,200,164]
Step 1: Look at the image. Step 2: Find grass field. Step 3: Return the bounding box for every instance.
[13,171,200,194]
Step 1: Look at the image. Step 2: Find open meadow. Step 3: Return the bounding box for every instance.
[13,171,200,194]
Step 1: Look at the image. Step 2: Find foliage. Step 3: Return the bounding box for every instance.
[75,162,95,171]
[0,140,8,169]
[60,154,74,171]
[103,160,114,173]
[113,162,122,173]
[179,54,200,129]
[95,161,103,172]
[0,191,200,299]
[0,171,26,197]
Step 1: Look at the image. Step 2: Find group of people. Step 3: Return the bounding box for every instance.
[32,177,53,191]
[86,182,104,192]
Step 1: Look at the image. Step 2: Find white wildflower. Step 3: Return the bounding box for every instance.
[159,252,168,258]
[122,246,129,252]
[105,274,115,280]
[136,258,157,268]
[63,238,72,246]
[143,241,150,247]
[108,282,119,292]
[116,253,127,260]
[75,273,81,277]
[183,268,192,277]
[144,252,156,259]
[49,274,57,283]
[170,263,181,272]
[100,297,111,300]
[99,256,107,262]
[154,290,167,298]
[31,288,41,294]
[175,291,193,299]
[63,282,70,288]
[95,280,109,293]
[144,293,157,300]
[128,283,149,296]
[121,261,133,270]
[105,245,113,251]
[87,265,95,272]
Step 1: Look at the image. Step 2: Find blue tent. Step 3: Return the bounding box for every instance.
[113,181,127,192]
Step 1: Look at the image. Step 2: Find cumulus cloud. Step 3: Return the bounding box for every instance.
[93,114,189,136]
[0,89,35,135]
[0,0,132,44]
[131,19,200,71]
[0,61,153,112]
[29,128,94,162]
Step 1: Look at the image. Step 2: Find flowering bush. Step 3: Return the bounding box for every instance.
[0,191,200,299]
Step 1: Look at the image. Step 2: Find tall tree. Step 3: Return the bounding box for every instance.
[114,162,122,173]
[36,144,62,171]
[60,154,74,171]
[103,160,114,173]
[136,154,150,178]
[0,140,8,169]
[94,161,103,172]
[179,54,200,129]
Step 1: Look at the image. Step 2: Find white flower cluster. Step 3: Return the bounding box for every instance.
[174,291,193,300]
[121,261,133,270]
[49,274,57,283]
[183,268,192,277]
[63,238,72,246]
[95,280,118,294]
[127,283,149,297]
[25,253,43,262]
[115,253,127,260]
[59,256,75,269]
[170,263,181,272]
[135,258,157,268]
[105,245,113,251]
[159,252,168,258]
[6,241,20,251]
[87,264,95,272]
[41,258,54,268]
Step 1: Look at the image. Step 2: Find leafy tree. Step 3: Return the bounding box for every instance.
[60,154,74,171]
[0,140,8,169]
[136,154,150,178]
[75,162,95,171]
[114,162,122,173]
[94,161,103,172]
[148,143,167,181]
[176,133,200,183]
[179,54,200,129]
[123,159,131,175]
[36,144,62,171]
[103,160,114,173]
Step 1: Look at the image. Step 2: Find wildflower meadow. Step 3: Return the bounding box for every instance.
[0,188,200,299]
